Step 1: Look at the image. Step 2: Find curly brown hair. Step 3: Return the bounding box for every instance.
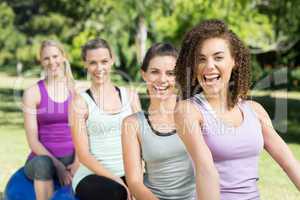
[175,19,251,108]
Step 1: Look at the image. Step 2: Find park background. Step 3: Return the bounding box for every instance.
[0,0,299,199]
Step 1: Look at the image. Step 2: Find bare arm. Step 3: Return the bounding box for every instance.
[69,94,122,182]
[122,115,159,200]
[249,101,300,190]
[23,85,72,185]
[174,100,220,200]
[127,88,142,113]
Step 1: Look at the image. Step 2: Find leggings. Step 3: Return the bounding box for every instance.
[24,154,74,180]
[75,175,128,200]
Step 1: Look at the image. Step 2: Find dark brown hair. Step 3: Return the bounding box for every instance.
[141,43,178,72]
[175,19,251,108]
[81,38,112,61]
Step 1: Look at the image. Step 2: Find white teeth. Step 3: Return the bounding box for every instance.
[204,74,220,79]
[154,85,168,90]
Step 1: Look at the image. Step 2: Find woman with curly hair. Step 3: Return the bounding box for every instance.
[175,19,300,200]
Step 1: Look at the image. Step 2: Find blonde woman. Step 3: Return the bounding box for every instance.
[22,40,78,200]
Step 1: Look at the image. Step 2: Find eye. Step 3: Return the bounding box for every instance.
[198,57,206,63]
[167,70,175,76]
[215,56,224,61]
[101,60,108,64]
[150,70,159,74]
[89,61,98,66]
[42,57,49,62]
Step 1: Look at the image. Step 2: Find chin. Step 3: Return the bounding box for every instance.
[154,92,174,101]
[203,87,223,96]
[93,77,107,85]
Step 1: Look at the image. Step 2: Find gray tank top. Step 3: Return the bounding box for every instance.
[136,111,196,200]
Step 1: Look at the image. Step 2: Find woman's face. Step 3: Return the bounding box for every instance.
[84,48,113,85]
[40,46,65,78]
[142,55,176,100]
[196,37,235,96]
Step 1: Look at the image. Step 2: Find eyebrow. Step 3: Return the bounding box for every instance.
[148,67,160,70]
[199,51,225,57]
[213,51,224,55]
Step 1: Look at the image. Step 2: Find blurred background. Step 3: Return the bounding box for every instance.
[0,0,299,199]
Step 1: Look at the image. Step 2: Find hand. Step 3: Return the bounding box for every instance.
[55,161,73,186]
[66,161,80,177]
[113,177,132,200]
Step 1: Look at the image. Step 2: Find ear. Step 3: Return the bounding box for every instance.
[231,57,236,70]
[110,52,116,66]
[141,69,147,82]
[83,60,89,70]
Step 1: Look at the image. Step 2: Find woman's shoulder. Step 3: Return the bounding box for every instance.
[120,86,139,97]
[71,92,88,107]
[123,111,143,124]
[243,100,269,120]
[22,81,42,104]
[175,99,204,122]
[120,86,141,112]
[243,100,265,113]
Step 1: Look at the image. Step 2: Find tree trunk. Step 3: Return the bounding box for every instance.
[135,16,147,63]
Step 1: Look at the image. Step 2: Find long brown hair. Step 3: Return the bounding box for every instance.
[175,19,251,108]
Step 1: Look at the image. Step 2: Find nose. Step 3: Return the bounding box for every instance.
[49,57,55,64]
[159,72,168,83]
[96,63,104,71]
[206,58,215,70]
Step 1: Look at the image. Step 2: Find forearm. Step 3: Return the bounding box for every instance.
[78,153,117,180]
[128,181,159,200]
[195,166,220,200]
[28,141,62,165]
[283,158,300,191]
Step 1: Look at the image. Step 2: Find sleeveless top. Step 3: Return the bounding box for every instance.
[135,111,196,200]
[28,80,74,160]
[72,87,133,191]
[191,93,264,200]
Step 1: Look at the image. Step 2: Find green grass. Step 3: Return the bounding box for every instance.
[0,73,299,199]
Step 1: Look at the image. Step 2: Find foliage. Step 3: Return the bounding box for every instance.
[0,0,298,83]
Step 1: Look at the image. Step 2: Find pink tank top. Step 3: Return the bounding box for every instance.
[28,80,74,159]
[192,93,264,200]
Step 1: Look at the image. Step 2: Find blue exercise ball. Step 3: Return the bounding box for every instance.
[51,186,79,200]
[4,167,78,200]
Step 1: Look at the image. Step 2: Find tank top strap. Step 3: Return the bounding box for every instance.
[191,93,215,117]
[37,79,48,102]
[80,91,97,113]
[119,87,131,110]
[135,111,146,136]
[237,100,260,123]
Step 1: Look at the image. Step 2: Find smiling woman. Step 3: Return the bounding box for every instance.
[122,43,196,200]
[69,38,141,200]
[18,40,78,200]
[175,19,300,200]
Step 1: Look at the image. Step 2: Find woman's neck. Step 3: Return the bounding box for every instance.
[148,95,177,116]
[203,90,229,113]
[90,80,114,95]
[45,75,66,86]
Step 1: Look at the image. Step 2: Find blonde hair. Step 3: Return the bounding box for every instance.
[39,40,75,92]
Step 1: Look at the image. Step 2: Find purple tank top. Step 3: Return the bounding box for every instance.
[192,93,264,200]
[28,80,74,159]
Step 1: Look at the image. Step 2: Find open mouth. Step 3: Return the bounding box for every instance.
[153,85,170,93]
[203,74,221,84]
